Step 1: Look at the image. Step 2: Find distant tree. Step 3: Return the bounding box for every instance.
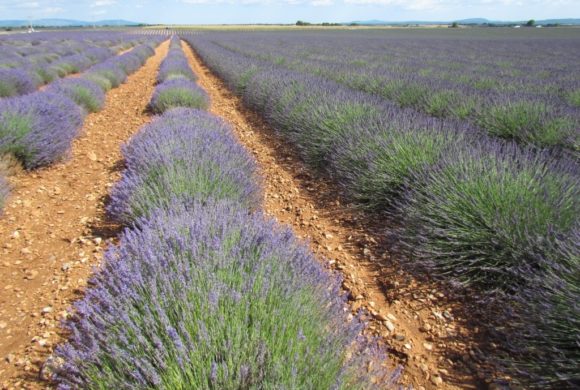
[526,19,535,27]
[296,20,311,26]
[451,21,459,28]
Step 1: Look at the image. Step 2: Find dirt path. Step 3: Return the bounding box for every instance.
[182,41,489,390]
[0,39,170,390]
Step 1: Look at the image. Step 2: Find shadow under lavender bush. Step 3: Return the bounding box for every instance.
[0,175,8,212]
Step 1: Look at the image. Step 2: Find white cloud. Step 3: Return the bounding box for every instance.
[90,0,117,7]
[17,1,40,8]
[181,0,334,4]
[43,6,64,13]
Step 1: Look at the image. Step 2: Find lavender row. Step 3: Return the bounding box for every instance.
[183,35,579,387]
[0,31,149,98]
[149,36,208,114]
[55,108,398,389]
[0,40,162,170]
[207,32,579,152]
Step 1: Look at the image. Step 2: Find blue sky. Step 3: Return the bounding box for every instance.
[0,0,578,24]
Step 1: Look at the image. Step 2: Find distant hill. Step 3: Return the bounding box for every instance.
[350,18,580,26]
[0,19,142,28]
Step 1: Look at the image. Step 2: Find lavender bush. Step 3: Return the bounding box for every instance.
[149,78,209,113]
[0,69,36,97]
[0,92,83,168]
[182,32,580,386]
[395,141,578,292]
[196,30,580,152]
[47,78,105,113]
[108,109,260,224]
[56,200,396,389]
[157,36,196,83]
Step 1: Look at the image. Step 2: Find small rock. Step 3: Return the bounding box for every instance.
[324,232,333,239]
[423,342,434,351]
[20,247,32,255]
[404,343,412,350]
[394,334,405,342]
[431,375,443,386]
[39,355,65,381]
[41,306,53,314]
[387,313,397,321]
[61,263,72,272]
[0,321,7,329]
[5,354,15,363]
[87,152,97,161]
[420,323,432,332]
[374,312,387,321]
[24,270,39,280]
[385,320,395,332]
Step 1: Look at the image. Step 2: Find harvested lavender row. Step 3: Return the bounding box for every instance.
[149,36,208,113]
[182,35,579,387]
[203,31,580,152]
[0,40,163,170]
[56,108,399,389]
[0,31,148,98]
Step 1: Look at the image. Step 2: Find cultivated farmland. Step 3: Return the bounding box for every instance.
[0,27,578,390]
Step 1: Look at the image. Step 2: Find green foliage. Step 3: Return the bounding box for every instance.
[400,147,578,291]
[0,80,17,98]
[567,89,580,107]
[478,101,577,149]
[333,129,456,209]
[150,88,209,114]
[83,74,113,91]
[0,113,34,163]
[69,85,103,113]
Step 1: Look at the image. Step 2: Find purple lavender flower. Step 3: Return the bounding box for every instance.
[108,108,260,223]
[56,200,395,389]
[47,78,105,113]
[0,91,83,169]
[149,78,209,113]
[0,69,36,98]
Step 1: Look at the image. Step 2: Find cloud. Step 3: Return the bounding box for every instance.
[44,6,64,13]
[181,0,334,4]
[90,0,117,7]
[17,1,40,8]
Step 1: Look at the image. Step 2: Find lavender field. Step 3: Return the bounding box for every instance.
[0,26,578,390]
[184,28,580,387]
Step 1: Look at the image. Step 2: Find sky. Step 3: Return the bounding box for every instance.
[0,0,578,24]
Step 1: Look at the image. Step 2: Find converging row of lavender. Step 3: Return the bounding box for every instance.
[53,39,400,389]
[0,34,164,211]
[182,31,579,387]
